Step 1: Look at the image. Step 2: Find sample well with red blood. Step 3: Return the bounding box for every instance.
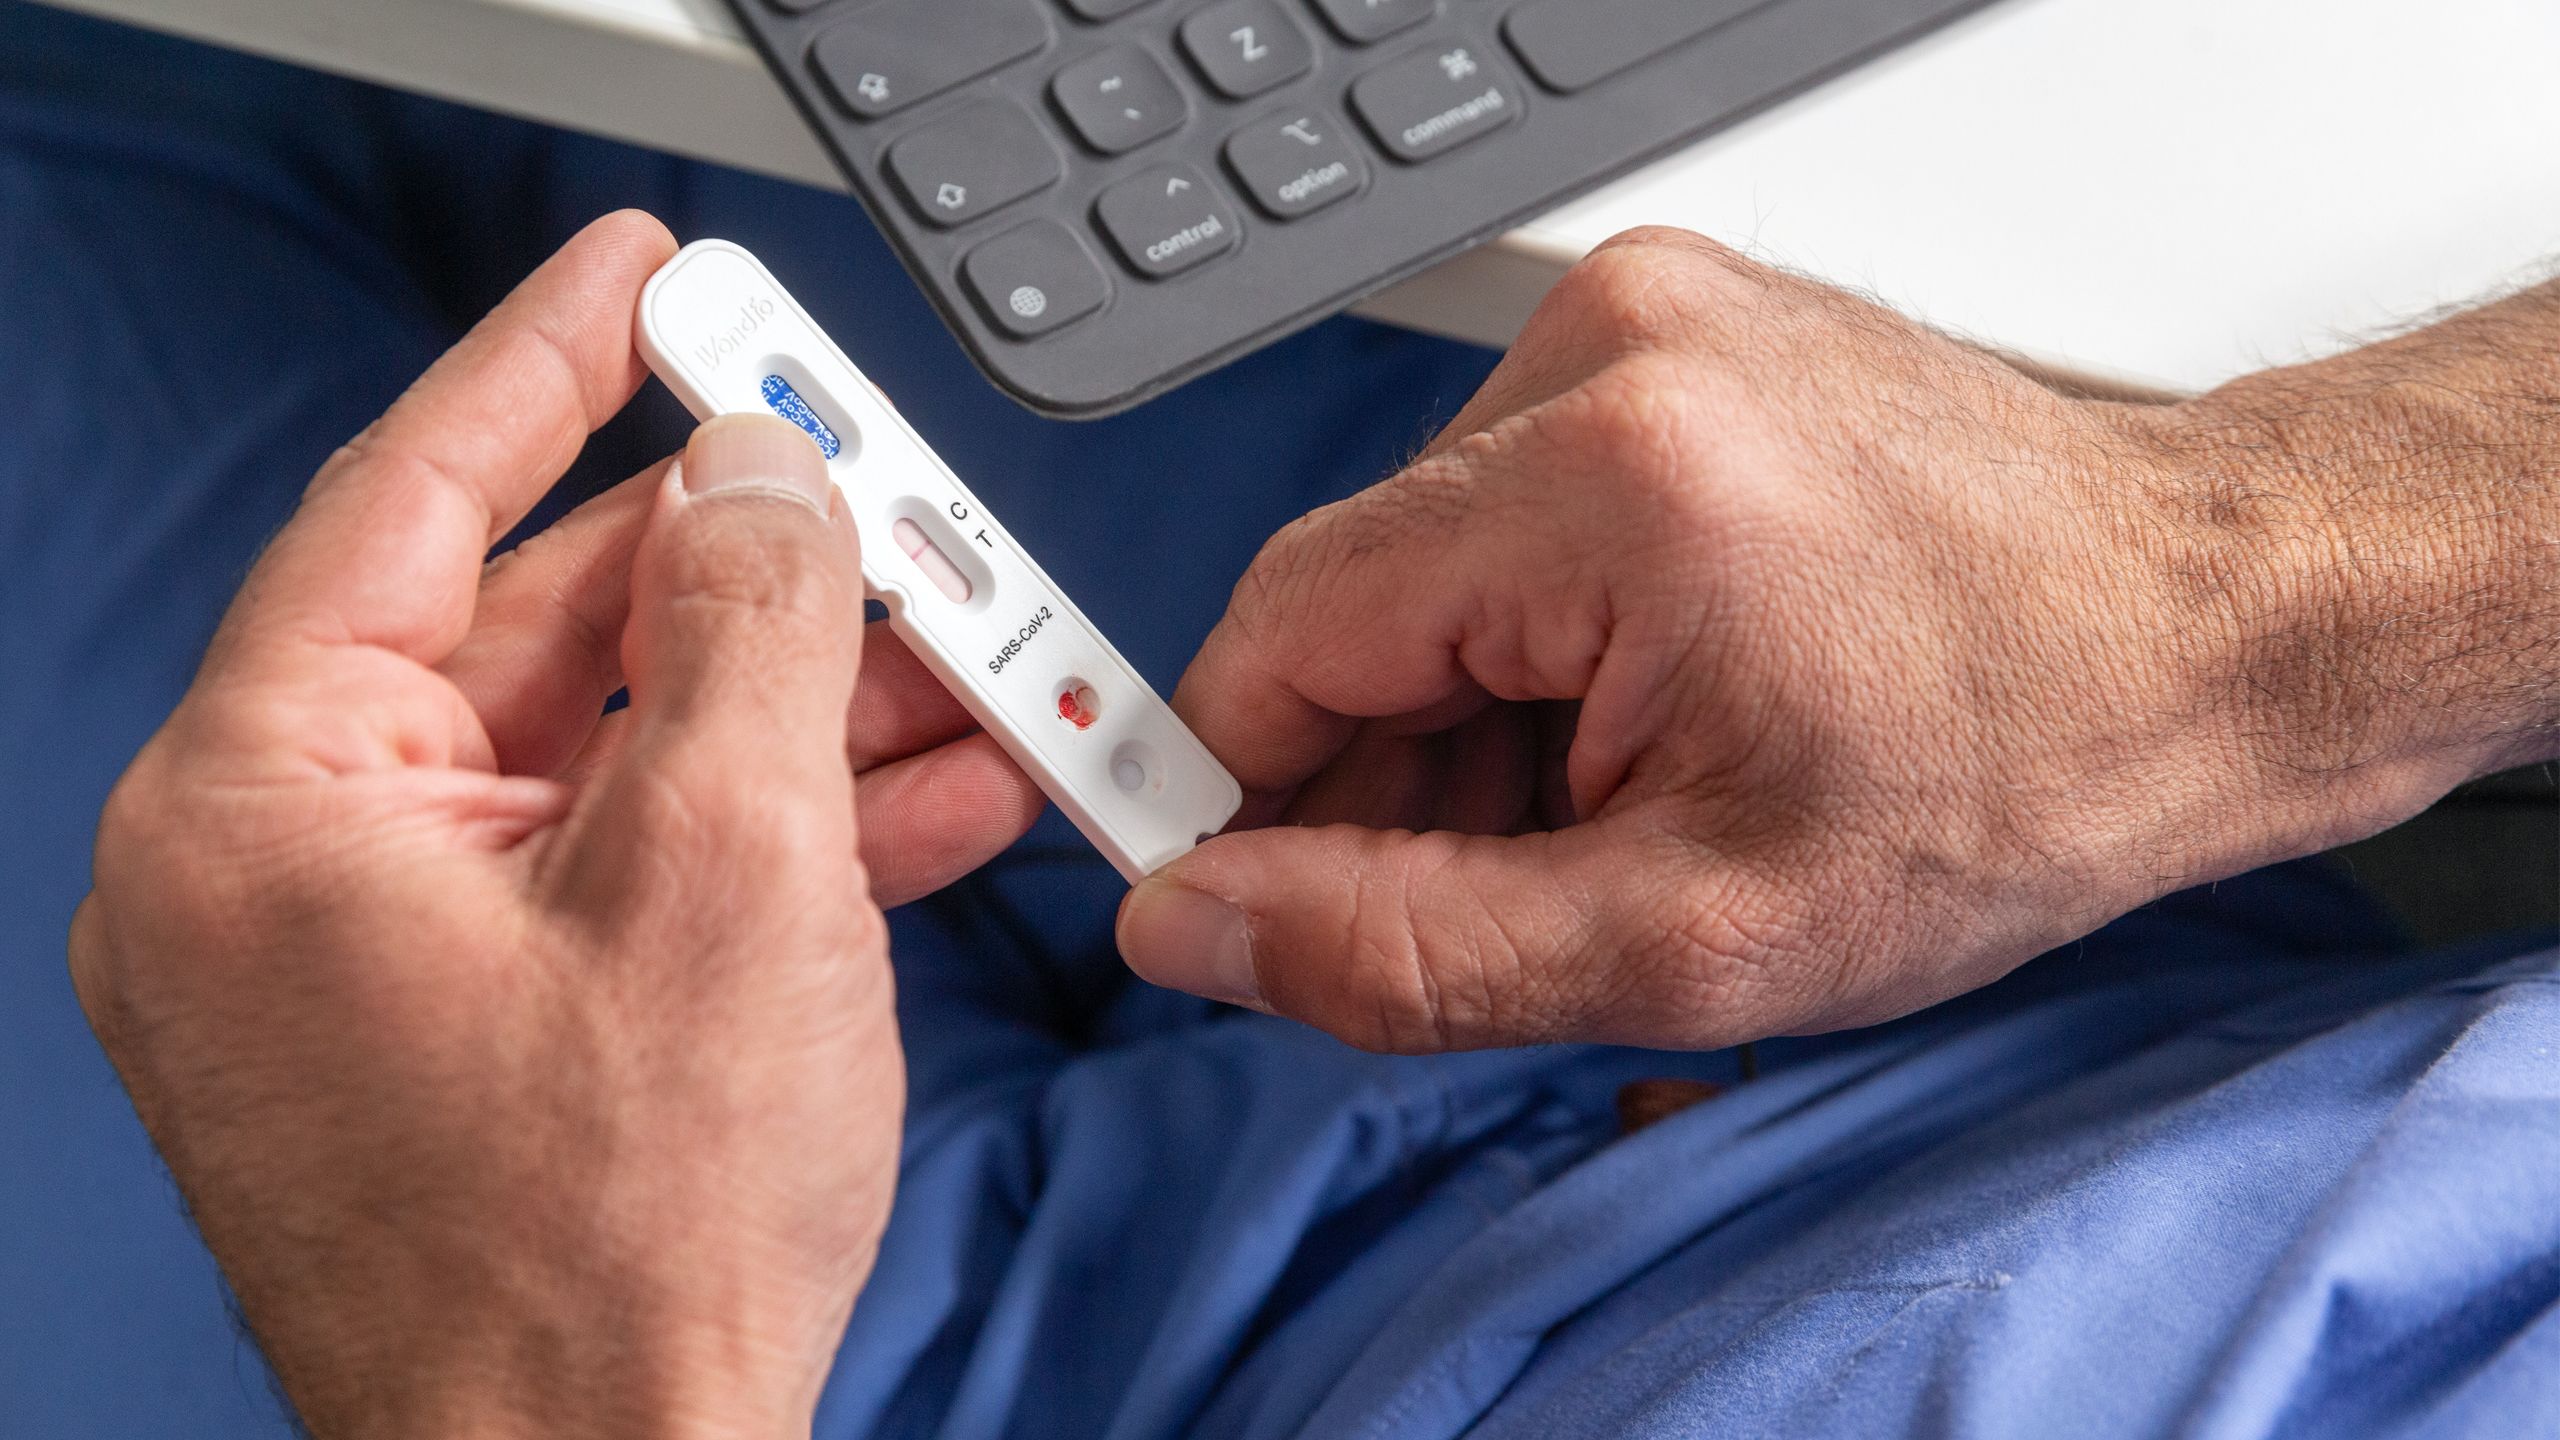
[1057,680,1101,730]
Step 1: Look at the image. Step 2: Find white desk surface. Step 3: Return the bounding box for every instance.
[41,0,2560,394]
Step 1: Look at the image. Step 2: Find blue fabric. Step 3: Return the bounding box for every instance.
[4,6,2557,1436]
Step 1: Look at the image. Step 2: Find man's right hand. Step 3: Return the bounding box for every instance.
[70,214,1045,1440]
[1117,226,2560,1052]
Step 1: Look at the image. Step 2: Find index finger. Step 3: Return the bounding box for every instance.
[1172,445,1580,804]
[215,210,677,673]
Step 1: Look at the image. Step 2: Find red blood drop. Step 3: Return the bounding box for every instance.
[1058,686,1098,730]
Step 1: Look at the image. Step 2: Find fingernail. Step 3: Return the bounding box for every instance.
[1119,879,1261,1009]
[680,413,831,513]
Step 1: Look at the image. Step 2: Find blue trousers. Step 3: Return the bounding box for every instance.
[6,7,2557,1437]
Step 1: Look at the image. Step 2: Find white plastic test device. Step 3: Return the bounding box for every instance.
[636,240,1240,881]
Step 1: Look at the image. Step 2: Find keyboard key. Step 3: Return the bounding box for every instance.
[1224,111,1367,219]
[963,221,1111,339]
[1052,45,1186,154]
[1179,0,1314,99]
[1060,0,1157,16]
[1309,0,1437,44]
[1095,166,1242,278]
[884,101,1062,228]
[1504,0,1767,93]
[811,0,1051,119]
[1350,42,1521,162]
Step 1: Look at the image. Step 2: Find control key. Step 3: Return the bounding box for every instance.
[1095,166,1241,279]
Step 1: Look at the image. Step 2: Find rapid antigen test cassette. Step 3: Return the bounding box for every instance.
[636,240,1240,881]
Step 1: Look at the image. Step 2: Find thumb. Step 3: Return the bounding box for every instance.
[607,414,864,840]
[1117,822,1633,1052]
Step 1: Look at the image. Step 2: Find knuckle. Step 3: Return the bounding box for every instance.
[64,899,120,1026]
[323,434,472,527]
[1229,471,1462,648]
[480,321,598,424]
[1536,354,1721,515]
[1547,227,1755,343]
[1342,456,1487,567]
[1589,223,1741,269]
[90,764,162,871]
[90,746,241,906]
[79,754,315,1002]
[1225,514,1330,655]
[1547,244,1679,341]
[1244,504,1339,592]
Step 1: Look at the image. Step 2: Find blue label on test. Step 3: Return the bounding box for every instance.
[760,374,842,460]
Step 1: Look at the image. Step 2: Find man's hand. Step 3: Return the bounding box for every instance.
[1119,226,2559,1052]
[68,213,1043,1440]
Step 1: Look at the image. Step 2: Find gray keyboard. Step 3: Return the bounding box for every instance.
[726,0,2001,417]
